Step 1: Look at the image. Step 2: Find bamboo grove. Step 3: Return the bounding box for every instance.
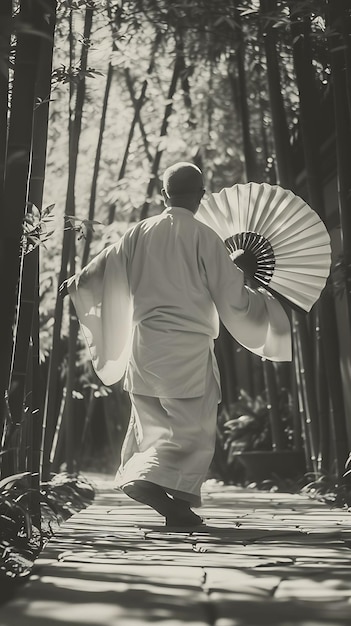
[0,0,351,507]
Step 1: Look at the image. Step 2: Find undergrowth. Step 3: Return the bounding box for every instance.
[0,472,95,604]
[237,473,351,510]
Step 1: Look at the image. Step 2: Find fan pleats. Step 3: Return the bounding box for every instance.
[196,182,331,312]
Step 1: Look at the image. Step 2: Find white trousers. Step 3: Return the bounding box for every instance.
[114,357,220,506]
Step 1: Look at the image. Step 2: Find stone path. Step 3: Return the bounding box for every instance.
[1,475,351,625]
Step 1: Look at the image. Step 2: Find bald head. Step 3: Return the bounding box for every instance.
[162,162,204,212]
[163,162,204,196]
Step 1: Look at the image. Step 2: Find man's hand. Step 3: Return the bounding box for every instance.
[59,279,69,298]
[232,249,257,278]
[231,249,261,289]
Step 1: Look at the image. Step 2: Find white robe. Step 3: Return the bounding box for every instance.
[68,206,291,501]
[68,206,291,393]
[115,354,220,506]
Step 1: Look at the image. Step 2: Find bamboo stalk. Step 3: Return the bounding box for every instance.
[29,265,42,529]
[76,390,97,471]
[290,362,302,451]
[102,395,120,467]
[230,5,257,181]
[260,0,323,476]
[41,6,93,480]
[262,359,285,451]
[140,54,182,220]
[109,35,161,224]
[82,62,113,262]
[289,3,349,477]
[327,0,351,323]
[294,313,318,474]
[50,391,66,471]
[259,0,295,188]
[64,244,77,475]
[312,306,330,472]
[0,0,12,193]
[319,292,349,477]
[337,0,351,127]
[0,0,42,473]
[106,0,154,166]
[28,0,57,489]
[176,32,196,128]
[8,0,57,462]
[215,325,237,409]
[124,68,154,165]
[292,320,312,471]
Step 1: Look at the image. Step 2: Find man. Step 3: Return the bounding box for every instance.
[62,162,291,527]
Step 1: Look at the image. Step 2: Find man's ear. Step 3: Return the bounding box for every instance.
[161,188,169,205]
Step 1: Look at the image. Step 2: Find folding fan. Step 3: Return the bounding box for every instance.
[196,182,331,312]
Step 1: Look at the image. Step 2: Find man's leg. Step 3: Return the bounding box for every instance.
[117,359,219,526]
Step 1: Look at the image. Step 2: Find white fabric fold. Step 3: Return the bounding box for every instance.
[68,206,291,394]
[67,241,133,386]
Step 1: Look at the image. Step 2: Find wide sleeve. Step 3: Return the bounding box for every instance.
[67,239,133,385]
[202,233,292,362]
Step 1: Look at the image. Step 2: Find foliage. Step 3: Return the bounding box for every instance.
[218,388,295,464]
[330,254,351,299]
[1,0,351,533]
[301,474,351,509]
[22,203,56,253]
[0,472,94,594]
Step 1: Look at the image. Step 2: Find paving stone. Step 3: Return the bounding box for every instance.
[0,563,210,625]
[1,475,351,626]
[274,575,351,601]
[206,591,351,626]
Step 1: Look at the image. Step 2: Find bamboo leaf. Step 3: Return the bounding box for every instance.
[0,472,31,491]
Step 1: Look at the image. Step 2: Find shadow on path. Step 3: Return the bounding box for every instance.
[1,476,351,625]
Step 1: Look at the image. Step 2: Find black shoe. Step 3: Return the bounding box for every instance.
[165,509,204,528]
[165,496,204,527]
[123,480,179,518]
[171,496,192,509]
